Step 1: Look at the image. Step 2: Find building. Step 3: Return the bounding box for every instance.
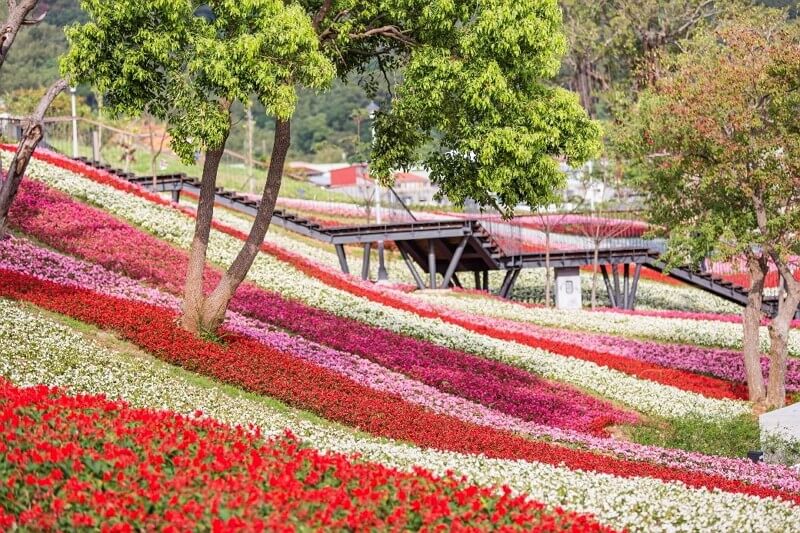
[287,162,439,206]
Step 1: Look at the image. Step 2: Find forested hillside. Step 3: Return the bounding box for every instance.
[1,0,797,161]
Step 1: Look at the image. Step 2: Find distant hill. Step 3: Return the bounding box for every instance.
[1,0,797,161]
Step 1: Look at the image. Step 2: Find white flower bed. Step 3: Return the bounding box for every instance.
[412,290,800,357]
[2,299,798,533]
[25,159,751,420]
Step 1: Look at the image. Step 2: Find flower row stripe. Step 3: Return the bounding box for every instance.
[5,236,800,496]
[3,299,799,532]
[1,268,798,505]
[8,179,638,433]
[12,151,755,419]
[1,378,615,531]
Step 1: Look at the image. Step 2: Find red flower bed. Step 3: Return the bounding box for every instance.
[0,379,614,532]
[2,269,799,504]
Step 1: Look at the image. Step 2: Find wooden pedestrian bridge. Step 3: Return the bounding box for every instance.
[75,158,796,317]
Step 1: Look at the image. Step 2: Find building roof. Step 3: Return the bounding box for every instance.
[393,171,428,184]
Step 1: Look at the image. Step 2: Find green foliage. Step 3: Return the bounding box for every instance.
[61,0,335,162]
[615,8,800,266]
[626,415,760,459]
[1,86,90,116]
[0,22,67,93]
[360,0,601,215]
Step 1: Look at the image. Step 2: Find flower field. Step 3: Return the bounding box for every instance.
[1,379,613,531]
[3,147,800,531]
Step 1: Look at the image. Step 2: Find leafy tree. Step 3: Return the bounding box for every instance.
[617,8,800,408]
[559,0,615,118]
[63,0,334,334]
[365,1,601,217]
[65,0,600,335]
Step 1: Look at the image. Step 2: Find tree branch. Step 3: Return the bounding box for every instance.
[312,0,333,31]
[349,25,416,46]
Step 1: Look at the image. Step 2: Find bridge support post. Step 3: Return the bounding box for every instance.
[612,264,622,308]
[623,263,630,309]
[499,269,521,299]
[600,265,617,308]
[171,188,181,204]
[451,273,463,289]
[628,264,642,310]
[482,270,489,292]
[398,243,425,290]
[361,243,372,280]
[474,271,481,290]
[440,236,469,289]
[428,239,437,289]
[335,245,349,275]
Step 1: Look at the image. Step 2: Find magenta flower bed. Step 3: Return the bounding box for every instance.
[407,301,800,392]
[9,180,634,434]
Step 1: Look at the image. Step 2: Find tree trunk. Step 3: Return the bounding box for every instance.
[742,254,768,404]
[574,56,596,118]
[0,78,67,236]
[195,119,291,332]
[0,1,43,72]
[590,241,600,309]
[766,272,800,409]
[179,139,229,334]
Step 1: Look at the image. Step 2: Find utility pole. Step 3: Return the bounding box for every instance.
[246,101,255,194]
[70,86,79,158]
[368,101,388,282]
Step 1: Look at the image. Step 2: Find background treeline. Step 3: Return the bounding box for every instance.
[0,0,797,162]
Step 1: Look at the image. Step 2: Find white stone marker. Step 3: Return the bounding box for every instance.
[555,267,582,310]
[760,402,800,465]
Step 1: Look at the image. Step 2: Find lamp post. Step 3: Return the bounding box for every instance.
[367,101,389,282]
[70,86,79,158]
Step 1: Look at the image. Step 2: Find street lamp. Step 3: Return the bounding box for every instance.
[367,101,389,282]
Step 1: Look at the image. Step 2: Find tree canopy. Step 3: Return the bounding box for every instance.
[61,0,334,161]
[351,0,602,215]
[617,8,800,407]
[618,8,800,266]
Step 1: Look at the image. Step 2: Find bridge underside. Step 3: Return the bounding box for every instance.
[77,162,799,317]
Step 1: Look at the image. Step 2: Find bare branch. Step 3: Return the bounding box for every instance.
[32,78,68,122]
[349,25,416,46]
[21,10,46,25]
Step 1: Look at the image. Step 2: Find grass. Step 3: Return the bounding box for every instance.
[622,414,761,459]
[27,303,369,436]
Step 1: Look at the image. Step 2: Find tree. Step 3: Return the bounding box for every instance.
[66,0,600,335]
[618,8,800,408]
[366,1,601,217]
[0,78,68,233]
[559,0,614,117]
[0,0,47,70]
[0,1,68,235]
[608,0,728,88]
[63,0,334,334]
